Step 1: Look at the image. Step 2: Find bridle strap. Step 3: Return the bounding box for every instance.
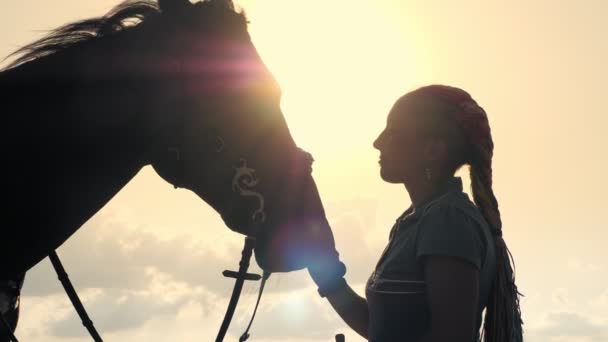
[0,312,19,342]
[48,251,103,342]
[2,252,102,342]
[215,236,261,342]
[239,270,270,342]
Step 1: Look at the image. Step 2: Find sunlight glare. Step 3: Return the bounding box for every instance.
[238,1,421,150]
[236,0,425,197]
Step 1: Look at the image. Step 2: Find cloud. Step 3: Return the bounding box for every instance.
[566,257,603,273]
[22,196,382,299]
[49,290,181,337]
[532,311,608,341]
[16,208,369,340]
[46,270,220,338]
[232,289,345,341]
[21,271,349,341]
[325,198,381,283]
[22,219,244,297]
[596,289,608,306]
[17,196,381,341]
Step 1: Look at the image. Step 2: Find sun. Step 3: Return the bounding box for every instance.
[233,0,425,198]
[236,0,422,155]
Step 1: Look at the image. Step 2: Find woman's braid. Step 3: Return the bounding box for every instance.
[414,85,524,342]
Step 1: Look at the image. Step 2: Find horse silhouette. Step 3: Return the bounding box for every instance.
[0,0,341,339]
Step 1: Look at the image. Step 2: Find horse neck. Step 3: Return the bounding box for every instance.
[0,47,160,186]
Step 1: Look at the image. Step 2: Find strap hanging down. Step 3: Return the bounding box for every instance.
[239,271,270,342]
[216,236,259,342]
[49,251,103,342]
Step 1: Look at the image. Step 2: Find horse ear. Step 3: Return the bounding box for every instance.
[158,0,190,13]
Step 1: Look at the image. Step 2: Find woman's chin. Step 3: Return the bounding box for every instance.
[379,168,402,184]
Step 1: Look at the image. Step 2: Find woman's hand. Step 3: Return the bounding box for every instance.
[323,280,369,339]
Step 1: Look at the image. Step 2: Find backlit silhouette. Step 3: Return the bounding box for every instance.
[0,1,345,340]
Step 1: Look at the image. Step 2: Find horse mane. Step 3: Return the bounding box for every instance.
[2,0,247,71]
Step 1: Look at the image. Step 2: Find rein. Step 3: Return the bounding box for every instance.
[48,251,103,342]
[37,237,270,342]
[215,236,270,342]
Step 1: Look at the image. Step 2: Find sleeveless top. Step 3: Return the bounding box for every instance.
[365,177,497,341]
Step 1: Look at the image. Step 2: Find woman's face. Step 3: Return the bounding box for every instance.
[373,96,428,184]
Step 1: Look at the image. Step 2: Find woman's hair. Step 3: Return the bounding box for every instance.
[410,85,524,342]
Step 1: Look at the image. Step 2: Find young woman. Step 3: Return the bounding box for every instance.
[315,85,524,341]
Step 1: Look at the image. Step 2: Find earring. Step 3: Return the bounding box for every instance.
[425,167,432,181]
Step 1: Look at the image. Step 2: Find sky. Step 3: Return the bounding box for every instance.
[1,0,607,341]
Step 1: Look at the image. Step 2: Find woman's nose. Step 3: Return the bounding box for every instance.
[373,132,383,150]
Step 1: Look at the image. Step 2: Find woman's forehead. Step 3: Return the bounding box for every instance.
[387,100,419,127]
[387,93,438,127]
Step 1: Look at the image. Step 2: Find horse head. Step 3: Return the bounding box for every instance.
[145,0,337,274]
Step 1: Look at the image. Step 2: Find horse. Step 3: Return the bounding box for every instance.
[0,0,344,340]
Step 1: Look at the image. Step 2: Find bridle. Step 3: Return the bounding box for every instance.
[163,107,276,341]
[217,236,271,342]
[162,105,318,341]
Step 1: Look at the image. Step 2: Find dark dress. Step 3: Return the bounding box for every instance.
[365,177,496,341]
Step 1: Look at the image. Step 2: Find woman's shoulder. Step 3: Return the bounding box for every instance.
[414,191,492,268]
[420,190,489,230]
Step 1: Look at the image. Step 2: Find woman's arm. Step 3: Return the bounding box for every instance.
[419,255,479,342]
[325,282,369,339]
